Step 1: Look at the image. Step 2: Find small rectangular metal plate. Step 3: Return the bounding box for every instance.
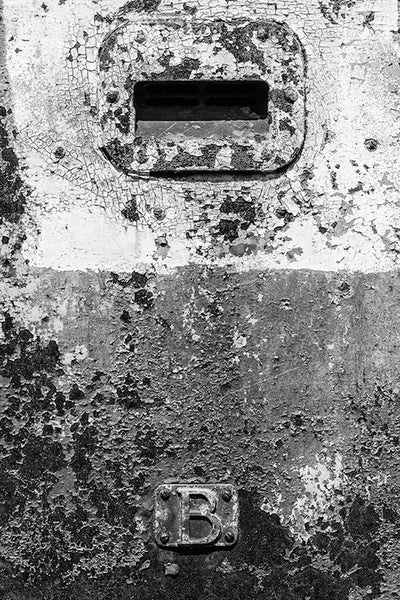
[154,484,239,548]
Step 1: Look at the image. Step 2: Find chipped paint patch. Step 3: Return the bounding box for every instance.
[262,453,348,541]
[291,453,347,540]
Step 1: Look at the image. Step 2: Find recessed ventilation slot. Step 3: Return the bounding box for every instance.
[134,80,269,125]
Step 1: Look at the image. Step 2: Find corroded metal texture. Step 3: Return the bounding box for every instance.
[0,268,399,598]
[1,0,400,598]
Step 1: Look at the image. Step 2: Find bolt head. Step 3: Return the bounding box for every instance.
[160,533,170,544]
[225,531,235,544]
[222,489,232,502]
[160,489,170,501]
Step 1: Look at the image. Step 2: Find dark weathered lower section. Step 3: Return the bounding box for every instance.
[0,267,399,599]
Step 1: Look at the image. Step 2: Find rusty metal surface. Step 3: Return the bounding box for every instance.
[154,484,239,548]
[1,0,400,598]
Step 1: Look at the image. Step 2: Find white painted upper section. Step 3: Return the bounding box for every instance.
[3,0,400,272]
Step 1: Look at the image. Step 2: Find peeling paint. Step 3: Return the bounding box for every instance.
[1,0,400,597]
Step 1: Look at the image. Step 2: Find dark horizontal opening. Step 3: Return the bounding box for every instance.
[144,97,199,107]
[134,80,268,122]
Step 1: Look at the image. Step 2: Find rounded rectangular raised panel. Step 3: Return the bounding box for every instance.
[98,18,306,174]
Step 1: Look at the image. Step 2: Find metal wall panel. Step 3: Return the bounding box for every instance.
[0,0,399,598]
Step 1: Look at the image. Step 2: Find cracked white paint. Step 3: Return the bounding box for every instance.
[3,0,400,273]
[22,209,400,272]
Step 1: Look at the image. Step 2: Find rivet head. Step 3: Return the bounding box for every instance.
[106,90,120,104]
[364,138,378,151]
[257,26,269,41]
[283,87,298,104]
[54,146,66,160]
[153,207,166,221]
[136,149,147,164]
[135,30,147,44]
[160,533,170,544]
[225,531,235,544]
[222,489,232,502]
[160,489,170,501]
